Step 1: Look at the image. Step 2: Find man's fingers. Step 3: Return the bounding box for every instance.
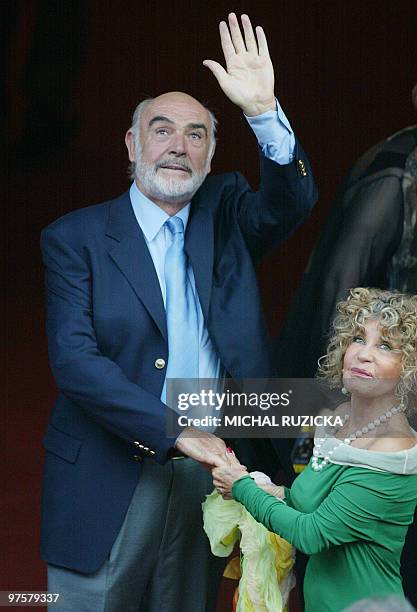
[227,12,245,54]
[218,20,236,67]
[203,60,228,86]
[256,25,269,57]
[241,14,257,54]
[207,453,227,468]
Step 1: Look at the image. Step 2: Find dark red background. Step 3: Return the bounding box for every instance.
[3,1,417,609]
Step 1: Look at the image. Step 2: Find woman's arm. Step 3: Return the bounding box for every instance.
[231,472,396,555]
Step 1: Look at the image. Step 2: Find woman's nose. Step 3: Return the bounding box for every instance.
[356,344,374,361]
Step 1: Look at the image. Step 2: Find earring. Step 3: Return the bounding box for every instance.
[341,387,349,395]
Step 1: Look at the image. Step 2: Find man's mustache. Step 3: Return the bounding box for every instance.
[155,158,193,175]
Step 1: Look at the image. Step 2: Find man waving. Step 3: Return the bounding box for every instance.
[41,13,317,611]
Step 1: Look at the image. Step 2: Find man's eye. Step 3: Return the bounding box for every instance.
[189,132,202,139]
[156,128,169,136]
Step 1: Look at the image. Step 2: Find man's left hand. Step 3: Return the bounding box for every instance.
[174,426,228,468]
[203,12,275,117]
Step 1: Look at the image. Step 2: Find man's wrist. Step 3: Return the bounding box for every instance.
[242,98,276,117]
[167,447,187,460]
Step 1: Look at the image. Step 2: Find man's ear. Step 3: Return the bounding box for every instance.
[207,142,216,174]
[125,130,136,162]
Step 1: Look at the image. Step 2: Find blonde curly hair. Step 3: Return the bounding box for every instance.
[318,287,417,407]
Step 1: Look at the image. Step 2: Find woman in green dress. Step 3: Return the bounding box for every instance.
[212,287,417,612]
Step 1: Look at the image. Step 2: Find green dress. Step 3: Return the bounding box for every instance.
[232,434,417,612]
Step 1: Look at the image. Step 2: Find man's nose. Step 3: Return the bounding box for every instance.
[169,131,186,156]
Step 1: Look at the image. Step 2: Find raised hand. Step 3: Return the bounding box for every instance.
[203,13,275,117]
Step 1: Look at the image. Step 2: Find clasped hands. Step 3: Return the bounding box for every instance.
[175,427,284,500]
[174,426,247,498]
[211,449,285,500]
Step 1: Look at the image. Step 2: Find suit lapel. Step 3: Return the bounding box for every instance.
[185,198,213,321]
[106,193,167,339]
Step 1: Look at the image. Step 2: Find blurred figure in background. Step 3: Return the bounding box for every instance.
[275,83,417,379]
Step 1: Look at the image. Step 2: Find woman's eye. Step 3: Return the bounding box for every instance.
[379,343,392,351]
[352,336,365,344]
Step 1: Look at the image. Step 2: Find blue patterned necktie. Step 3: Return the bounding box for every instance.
[164,217,199,394]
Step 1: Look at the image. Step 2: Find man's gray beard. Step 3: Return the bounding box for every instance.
[135,155,209,205]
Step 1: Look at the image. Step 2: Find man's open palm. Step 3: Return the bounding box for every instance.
[204,13,275,117]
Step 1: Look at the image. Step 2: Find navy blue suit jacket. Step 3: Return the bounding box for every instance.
[40,146,317,572]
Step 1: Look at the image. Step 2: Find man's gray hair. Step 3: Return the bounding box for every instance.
[127,97,218,180]
[343,595,416,612]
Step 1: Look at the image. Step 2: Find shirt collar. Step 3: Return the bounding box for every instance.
[129,181,190,242]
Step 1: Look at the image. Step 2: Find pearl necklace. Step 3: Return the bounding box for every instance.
[311,402,405,472]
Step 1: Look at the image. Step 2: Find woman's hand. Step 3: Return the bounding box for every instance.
[258,483,285,499]
[212,449,249,499]
[249,472,285,499]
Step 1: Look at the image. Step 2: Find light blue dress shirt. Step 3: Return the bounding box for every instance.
[245,100,295,164]
[130,186,223,384]
[130,101,295,394]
